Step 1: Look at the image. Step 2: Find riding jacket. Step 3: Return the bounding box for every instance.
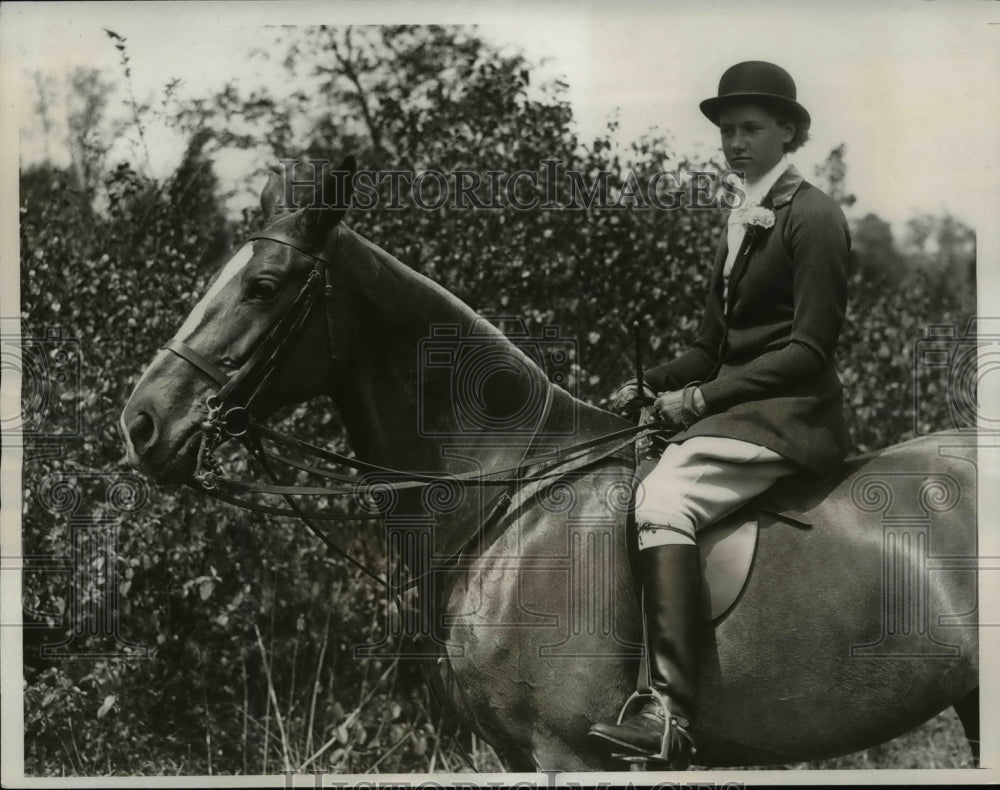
[644,165,852,476]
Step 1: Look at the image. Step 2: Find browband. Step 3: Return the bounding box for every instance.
[248,230,330,263]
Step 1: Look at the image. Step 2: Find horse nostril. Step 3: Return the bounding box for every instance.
[127,411,158,456]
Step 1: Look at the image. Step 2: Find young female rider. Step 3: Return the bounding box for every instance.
[589,61,852,768]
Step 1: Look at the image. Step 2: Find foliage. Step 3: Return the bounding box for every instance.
[18,26,974,775]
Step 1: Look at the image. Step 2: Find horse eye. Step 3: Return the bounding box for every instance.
[247,278,279,301]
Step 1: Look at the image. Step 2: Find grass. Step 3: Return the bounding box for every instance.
[28,698,970,776]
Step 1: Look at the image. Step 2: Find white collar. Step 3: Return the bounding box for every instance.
[743,155,789,205]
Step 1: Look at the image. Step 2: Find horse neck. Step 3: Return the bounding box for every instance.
[326,229,630,632]
[330,229,587,476]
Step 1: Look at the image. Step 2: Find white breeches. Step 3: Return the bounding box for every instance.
[635,436,799,549]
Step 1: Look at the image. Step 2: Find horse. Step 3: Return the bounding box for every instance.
[120,157,979,771]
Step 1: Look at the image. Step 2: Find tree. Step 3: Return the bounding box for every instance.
[813,143,856,210]
[851,212,905,283]
[900,213,975,311]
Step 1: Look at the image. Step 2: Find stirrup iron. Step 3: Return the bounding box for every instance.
[611,687,696,768]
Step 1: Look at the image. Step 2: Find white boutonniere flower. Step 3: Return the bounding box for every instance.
[743,205,775,229]
[730,201,775,230]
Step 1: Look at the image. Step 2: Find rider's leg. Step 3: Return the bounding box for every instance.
[589,436,798,766]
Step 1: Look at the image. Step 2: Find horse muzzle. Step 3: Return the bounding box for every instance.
[120,389,204,483]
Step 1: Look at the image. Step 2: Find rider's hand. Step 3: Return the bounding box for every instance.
[608,379,655,416]
[652,390,686,429]
[653,386,707,429]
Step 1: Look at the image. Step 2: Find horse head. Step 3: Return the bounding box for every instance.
[120,157,357,482]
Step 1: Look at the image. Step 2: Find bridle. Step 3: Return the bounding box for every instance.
[165,227,339,452]
[161,225,667,591]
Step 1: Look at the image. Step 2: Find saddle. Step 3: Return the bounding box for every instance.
[637,435,965,622]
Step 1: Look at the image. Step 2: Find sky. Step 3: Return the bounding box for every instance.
[3,0,999,231]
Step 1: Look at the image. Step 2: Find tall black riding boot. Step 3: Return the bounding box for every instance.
[588,542,702,768]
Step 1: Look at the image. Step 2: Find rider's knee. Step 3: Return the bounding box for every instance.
[635,518,697,549]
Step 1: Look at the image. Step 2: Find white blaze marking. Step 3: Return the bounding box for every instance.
[122,244,257,458]
[175,243,255,341]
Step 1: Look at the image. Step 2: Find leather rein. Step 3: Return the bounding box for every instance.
[162,227,667,590]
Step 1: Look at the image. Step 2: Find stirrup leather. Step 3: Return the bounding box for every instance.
[611,687,696,767]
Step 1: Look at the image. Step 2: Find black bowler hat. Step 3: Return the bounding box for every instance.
[700,61,811,130]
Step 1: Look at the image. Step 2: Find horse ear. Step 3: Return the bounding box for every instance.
[301,155,357,241]
[260,166,285,225]
[331,155,357,210]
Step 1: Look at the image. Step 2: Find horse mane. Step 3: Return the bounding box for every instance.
[339,224,543,351]
[340,227,485,317]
